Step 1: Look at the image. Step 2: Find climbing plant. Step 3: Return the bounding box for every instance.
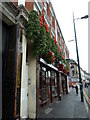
[26,10,70,72]
[33,24,47,57]
[26,10,40,42]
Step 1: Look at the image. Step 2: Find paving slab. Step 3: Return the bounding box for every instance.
[38,88,89,119]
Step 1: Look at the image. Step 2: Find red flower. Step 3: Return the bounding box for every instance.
[40,16,43,27]
[42,15,45,23]
[48,51,54,57]
[54,38,57,44]
[62,55,65,60]
[48,51,51,56]
[40,22,43,27]
[53,57,56,62]
[59,48,61,53]
[45,23,49,32]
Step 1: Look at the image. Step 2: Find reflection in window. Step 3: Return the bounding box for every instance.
[52,72,57,97]
[39,67,49,104]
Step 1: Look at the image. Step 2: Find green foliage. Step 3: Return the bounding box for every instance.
[66,63,70,71]
[51,39,62,61]
[26,10,40,42]
[33,24,47,56]
[26,10,69,66]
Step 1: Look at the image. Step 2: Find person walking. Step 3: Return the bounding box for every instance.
[75,85,78,95]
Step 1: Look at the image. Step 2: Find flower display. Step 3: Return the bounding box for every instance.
[26,10,70,74]
[40,15,45,27]
[44,51,54,64]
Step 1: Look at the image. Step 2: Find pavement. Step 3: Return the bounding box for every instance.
[38,88,90,119]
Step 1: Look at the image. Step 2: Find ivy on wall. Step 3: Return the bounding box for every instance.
[26,10,40,42]
[26,10,70,74]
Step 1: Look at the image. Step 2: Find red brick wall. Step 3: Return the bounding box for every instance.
[41,0,45,5]
[52,16,55,29]
[12,0,18,6]
[47,3,51,20]
[25,1,34,12]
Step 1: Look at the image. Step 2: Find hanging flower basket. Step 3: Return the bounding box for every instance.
[43,51,54,64]
[59,63,64,68]
[59,63,64,71]
[55,59,59,67]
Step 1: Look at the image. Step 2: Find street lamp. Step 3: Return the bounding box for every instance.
[73,12,88,102]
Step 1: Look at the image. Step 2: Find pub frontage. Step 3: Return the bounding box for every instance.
[36,58,68,117]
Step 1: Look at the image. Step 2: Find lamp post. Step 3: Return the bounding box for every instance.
[73,13,88,102]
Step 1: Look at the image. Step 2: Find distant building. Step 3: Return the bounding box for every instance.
[66,59,89,87]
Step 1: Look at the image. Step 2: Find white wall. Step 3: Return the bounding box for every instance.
[28,42,36,119]
[20,30,28,118]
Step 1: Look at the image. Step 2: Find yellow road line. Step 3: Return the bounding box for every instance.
[83,90,90,105]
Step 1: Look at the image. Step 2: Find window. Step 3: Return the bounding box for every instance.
[34,3,39,14]
[52,72,57,97]
[18,0,25,6]
[72,70,75,76]
[44,2,47,14]
[51,15,53,25]
[39,67,49,105]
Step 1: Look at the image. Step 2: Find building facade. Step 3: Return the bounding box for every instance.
[1,0,70,119]
[67,59,89,88]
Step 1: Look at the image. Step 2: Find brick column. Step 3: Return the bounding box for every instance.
[25,0,34,12]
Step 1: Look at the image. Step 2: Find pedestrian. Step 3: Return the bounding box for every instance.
[72,85,74,89]
[75,85,78,95]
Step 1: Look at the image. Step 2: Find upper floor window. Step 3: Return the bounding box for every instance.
[34,3,39,14]
[44,2,47,14]
[72,70,75,76]
[51,15,53,25]
[18,0,25,6]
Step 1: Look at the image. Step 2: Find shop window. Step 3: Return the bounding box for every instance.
[39,67,49,105]
[52,72,57,97]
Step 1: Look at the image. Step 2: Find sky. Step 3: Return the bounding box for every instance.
[51,0,89,72]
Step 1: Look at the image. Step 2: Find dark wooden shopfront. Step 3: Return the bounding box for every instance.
[2,23,23,119]
[36,59,68,117]
[61,72,68,95]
